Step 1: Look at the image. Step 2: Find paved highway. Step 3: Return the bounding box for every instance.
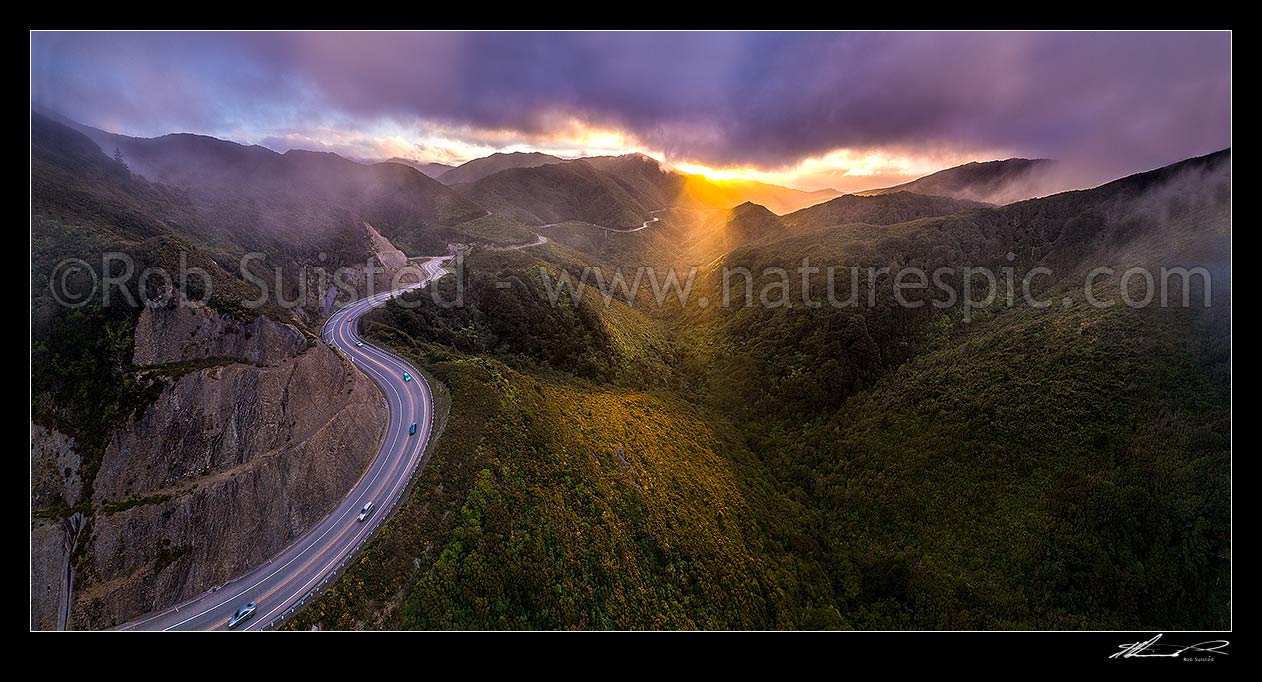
[538,216,660,233]
[118,258,448,631]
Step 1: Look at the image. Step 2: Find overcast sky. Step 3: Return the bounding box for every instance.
[30,31,1231,192]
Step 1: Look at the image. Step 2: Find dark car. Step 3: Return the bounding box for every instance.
[409,423,417,436]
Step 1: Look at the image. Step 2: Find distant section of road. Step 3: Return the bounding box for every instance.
[627,216,661,232]
[538,216,661,232]
[487,234,549,250]
[117,257,448,631]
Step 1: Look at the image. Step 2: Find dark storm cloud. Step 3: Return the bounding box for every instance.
[31,31,1230,177]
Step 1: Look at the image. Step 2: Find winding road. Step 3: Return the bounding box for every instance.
[117,258,448,631]
[538,216,660,232]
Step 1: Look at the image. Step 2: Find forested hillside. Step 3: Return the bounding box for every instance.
[293,150,1230,630]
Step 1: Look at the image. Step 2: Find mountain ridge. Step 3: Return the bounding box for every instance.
[854,157,1059,204]
[437,151,568,185]
[51,114,488,255]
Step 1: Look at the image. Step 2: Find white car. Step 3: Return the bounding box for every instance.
[356,341,364,347]
[357,501,374,522]
[227,602,256,628]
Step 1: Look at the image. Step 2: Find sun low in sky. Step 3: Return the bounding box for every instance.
[30,31,1230,193]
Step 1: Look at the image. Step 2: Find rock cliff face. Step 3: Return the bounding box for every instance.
[56,305,387,629]
[131,304,308,367]
[31,425,82,509]
[30,517,67,630]
[366,222,410,272]
[30,425,83,630]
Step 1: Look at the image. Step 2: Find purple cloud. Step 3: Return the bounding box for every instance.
[31,31,1230,181]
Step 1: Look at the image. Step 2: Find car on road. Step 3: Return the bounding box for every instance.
[227,602,256,628]
[403,372,412,382]
[357,502,375,522]
[409,423,417,435]
[356,341,364,347]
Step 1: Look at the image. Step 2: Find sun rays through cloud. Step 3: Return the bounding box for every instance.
[31,31,1230,192]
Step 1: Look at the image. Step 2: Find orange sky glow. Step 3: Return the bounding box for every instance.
[245,116,1008,193]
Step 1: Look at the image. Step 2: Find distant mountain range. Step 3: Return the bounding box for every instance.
[418,153,1067,217]
[424,151,844,214]
[35,113,1114,270]
[42,109,1085,219]
[45,113,487,259]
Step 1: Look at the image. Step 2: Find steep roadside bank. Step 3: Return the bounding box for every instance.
[31,304,388,629]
